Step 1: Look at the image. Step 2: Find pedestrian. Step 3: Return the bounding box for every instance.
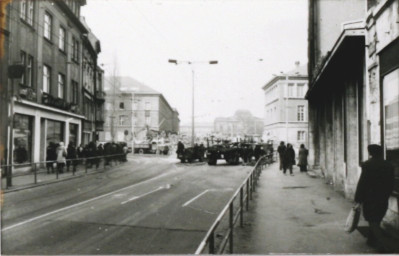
[77,143,84,165]
[96,143,104,168]
[46,142,57,174]
[56,142,67,174]
[122,143,128,162]
[298,144,309,172]
[277,141,286,171]
[66,142,77,173]
[176,141,185,157]
[354,144,394,253]
[283,143,295,176]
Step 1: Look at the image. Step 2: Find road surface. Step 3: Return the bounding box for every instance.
[1,155,253,254]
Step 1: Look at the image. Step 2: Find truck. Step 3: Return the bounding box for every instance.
[206,141,241,165]
[177,145,205,163]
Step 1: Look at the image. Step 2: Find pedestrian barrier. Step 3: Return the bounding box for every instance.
[0,153,128,190]
[195,156,267,254]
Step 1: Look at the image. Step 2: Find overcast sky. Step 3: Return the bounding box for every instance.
[82,0,308,125]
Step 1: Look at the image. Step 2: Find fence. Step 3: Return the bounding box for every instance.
[1,153,127,189]
[195,156,267,254]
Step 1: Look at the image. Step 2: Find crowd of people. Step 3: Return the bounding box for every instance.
[45,141,129,174]
[277,141,309,176]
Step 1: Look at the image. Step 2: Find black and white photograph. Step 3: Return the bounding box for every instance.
[0,0,399,254]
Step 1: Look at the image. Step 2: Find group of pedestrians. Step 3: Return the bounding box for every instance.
[277,141,308,176]
[45,141,126,174]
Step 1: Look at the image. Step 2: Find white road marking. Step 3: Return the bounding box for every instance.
[2,172,174,232]
[182,190,209,207]
[120,186,165,205]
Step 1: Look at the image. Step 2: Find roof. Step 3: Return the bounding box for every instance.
[262,64,308,90]
[80,17,101,53]
[104,76,160,95]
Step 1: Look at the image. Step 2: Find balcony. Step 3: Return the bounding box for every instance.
[19,86,37,102]
[42,93,72,111]
[95,91,106,103]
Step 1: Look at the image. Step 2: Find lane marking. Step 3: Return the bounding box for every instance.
[2,171,175,232]
[120,186,166,205]
[182,190,209,207]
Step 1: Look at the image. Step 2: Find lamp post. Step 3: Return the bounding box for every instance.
[168,59,218,147]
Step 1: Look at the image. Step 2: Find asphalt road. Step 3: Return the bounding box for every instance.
[1,155,253,255]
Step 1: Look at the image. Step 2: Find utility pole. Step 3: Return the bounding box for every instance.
[168,59,218,147]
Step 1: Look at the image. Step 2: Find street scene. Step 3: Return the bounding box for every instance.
[1,0,399,255]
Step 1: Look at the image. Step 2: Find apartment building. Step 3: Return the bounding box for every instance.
[0,0,104,168]
[262,62,308,149]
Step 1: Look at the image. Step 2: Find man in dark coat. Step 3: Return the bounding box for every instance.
[354,144,394,252]
[66,142,77,173]
[176,141,185,157]
[46,142,57,174]
[277,141,286,171]
[283,143,295,176]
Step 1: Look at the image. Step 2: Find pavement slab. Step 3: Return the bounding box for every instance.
[234,164,386,254]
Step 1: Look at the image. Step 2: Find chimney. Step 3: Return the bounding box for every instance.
[295,61,300,67]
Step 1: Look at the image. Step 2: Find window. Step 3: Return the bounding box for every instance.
[71,80,78,104]
[119,102,124,109]
[145,102,151,110]
[43,65,51,93]
[288,83,295,97]
[145,116,151,125]
[27,1,33,25]
[20,0,26,20]
[44,12,52,40]
[297,131,306,141]
[13,114,33,164]
[20,51,26,85]
[297,105,305,121]
[72,37,79,62]
[119,115,127,126]
[297,83,305,98]
[57,74,65,99]
[26,56,33,87]
[59,27,66,51]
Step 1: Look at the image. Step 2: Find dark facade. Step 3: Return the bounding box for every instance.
[0,0,104,168]
[307,0,398,232]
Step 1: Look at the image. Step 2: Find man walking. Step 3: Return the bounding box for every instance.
[354,144,394,253]
[277,141,286,171]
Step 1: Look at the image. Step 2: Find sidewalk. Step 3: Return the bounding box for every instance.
[234,163,399,254]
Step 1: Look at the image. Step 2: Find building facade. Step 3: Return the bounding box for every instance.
[180,122,214,137]
[214,110,263,139]
[0,0,104,170]
[262,62,308,149]
[307,0,398,231]
[101,76,179,143]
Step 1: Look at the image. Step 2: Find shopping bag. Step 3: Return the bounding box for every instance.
[345,205,361,233]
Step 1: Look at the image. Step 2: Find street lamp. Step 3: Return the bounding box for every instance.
[168,59,218,147]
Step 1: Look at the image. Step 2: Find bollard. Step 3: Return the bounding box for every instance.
[56,164,59,179]
[34,163,37,184]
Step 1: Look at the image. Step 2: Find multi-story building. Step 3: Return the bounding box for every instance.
[262,62,308,149]
[101,76,179,143]
[0,0,104,169]
[180,122,214,137]
[307,0,398,232]
[214,110,263,139]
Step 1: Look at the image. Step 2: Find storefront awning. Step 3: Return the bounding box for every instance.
[306,27,365,99]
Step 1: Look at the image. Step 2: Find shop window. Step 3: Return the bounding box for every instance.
[13,114,33,164]
[47,120,64,147]
[382,68,399,193]
[69,123,78,146]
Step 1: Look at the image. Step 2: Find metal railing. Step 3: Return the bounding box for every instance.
[1,153,128,189]
[195,155,269,254]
